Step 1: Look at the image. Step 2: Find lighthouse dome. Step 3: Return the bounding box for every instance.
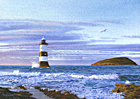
[41,36,45,40]
[40,37,48,45]
[41,37,46,43]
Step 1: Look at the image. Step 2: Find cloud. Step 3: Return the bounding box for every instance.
[97,20,123,24]
[68,21,104,27]
[100,37,119,40]
[0,36,27,39]
[0,43,9,46]
[0,19,82,32]
[123,35,140,38]
[0,19,83,44]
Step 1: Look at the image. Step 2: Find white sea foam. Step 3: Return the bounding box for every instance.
[0,71,40,78]
[69,74,86,78]
[0,70,121,99]
[88,74,119,80]
[34,73,120,99]
[69,74,119,80]
[13,70,19,74]
[44,80,64,82]
[125,80,131,85]
[31,62,39,68]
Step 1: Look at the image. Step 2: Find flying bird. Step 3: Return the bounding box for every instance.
[101,29,107,33]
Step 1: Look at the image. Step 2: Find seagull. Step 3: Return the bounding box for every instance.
[101,29,107,33]
[125,80,131,85]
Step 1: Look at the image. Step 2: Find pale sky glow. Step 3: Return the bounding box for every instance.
[0,0,140,65]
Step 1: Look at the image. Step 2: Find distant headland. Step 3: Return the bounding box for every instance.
[91,57,137,66]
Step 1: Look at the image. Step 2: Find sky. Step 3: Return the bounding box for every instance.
[0,0,140,66]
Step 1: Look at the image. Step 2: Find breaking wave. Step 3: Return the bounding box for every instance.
[31,62,39,68]
[69,74,119,80]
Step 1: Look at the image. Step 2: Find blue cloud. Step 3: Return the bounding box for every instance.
[0,19,82,32]
[68,21,104,27]
[123,36,140,38]
[97,20,123,24]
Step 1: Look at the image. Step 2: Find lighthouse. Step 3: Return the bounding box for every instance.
[39,37,50,68]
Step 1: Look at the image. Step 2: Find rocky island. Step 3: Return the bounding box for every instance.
[91,57,137,66]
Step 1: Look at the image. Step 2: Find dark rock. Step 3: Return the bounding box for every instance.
[35,86,85,99]
[15,85,27,90]
[0,87,35,99]
[112,83,140,99]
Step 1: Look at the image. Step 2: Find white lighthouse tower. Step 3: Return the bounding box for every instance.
[39,37,50,68]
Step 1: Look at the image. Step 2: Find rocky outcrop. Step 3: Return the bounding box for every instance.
[112,83,140,99]
[0,87,34,99]
[35,86,85,99]
[91,57,137,66]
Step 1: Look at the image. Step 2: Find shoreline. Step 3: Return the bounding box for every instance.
[34,86,84,99]
[0,85,83,99]
[1,83,140,99]
[0,86,54,99]
[0,86,34,99]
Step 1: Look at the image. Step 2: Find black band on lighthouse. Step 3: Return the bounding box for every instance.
[39,52,48,56]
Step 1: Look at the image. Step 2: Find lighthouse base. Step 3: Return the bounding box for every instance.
[39,61,50,68]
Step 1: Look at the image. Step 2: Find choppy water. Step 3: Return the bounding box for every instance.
[0,65,140,99]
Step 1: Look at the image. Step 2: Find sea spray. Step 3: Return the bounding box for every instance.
[13,70,19,74]
[31,62,39,68]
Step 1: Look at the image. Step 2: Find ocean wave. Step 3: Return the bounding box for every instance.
[0,70,41,77]
[0,71,121,99]
[69,74,119,80]
[0,70,119,80]
[119,75,140,81]
[13,70,19,74]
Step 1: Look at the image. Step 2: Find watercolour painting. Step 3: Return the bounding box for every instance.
[0,0,140,99]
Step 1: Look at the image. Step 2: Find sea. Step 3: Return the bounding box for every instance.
[0,65,140,99]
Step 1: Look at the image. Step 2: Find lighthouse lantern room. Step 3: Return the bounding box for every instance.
[39,37,50,68]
